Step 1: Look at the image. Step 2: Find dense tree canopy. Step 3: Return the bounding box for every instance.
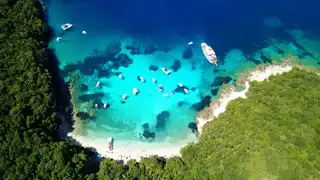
[96,68,320,180]
[1,0,320,179]
[0,0,95,179]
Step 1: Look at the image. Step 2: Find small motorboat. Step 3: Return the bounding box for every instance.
[201,42,217,66]
[163,93,169,97]
[103,103,109,109]
[119,74,123,79]
[108,137,113,151]
[61,23,73,30]
[152,77,157,83]
[82,30,87,34]
[161,67,171,75]
[132,88,139,95]
[158,84,163,92]
[137,76,145,82]
[122,94,128,100]
[56,37,62,42]
[178,83,183,87]
[188,41,193,45]
[184,88,189,94]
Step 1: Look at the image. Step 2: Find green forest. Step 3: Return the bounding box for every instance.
[1,0,320,179]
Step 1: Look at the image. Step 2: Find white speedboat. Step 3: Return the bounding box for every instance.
[132,88,139,95]
[122,94,128,100]
[56,37,62,42]
[152,77,157,83]
[201,42,217,65]
[61,23,73,30]
[161,67,171,75]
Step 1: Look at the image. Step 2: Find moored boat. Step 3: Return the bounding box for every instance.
[201,42,217,65]
[61,23,73,30]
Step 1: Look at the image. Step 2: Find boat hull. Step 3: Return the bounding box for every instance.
[201,42,217,66]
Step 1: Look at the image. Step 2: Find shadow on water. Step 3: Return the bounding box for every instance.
[47,47,75,139]
[47,45,104,171]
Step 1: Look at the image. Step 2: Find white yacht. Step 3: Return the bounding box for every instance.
[201,42,217,65]
[61,23,73,30]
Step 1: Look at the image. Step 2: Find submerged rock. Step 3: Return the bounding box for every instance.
[80,84,89,92]
[131,48,141,55]
[60,41,122,77]
[93,99,104,109]
[161,47,171,52]
[116,53,133,68]
[211,88,219,96]
[76,112,91,121]
[183,46,193,59]
[78,92,104,102]
[106,41,122,57]
[192,95,211,111]
[170,59,181,72]
[143,130,155,139]
[125,45,141,55]
[144,44,158,55]
[192,61,196,71]
[212,76,232,87]
[177,101,188,107]
[188,122,198,133]
[260,54,272,63]
[142,123,149,130]
[149,65,159,71]
[98,69,114,78]
[156,111,170,130]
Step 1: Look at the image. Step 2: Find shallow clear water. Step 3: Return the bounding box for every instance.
[45,0,320,145]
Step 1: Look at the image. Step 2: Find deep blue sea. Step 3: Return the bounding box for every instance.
[45,0,320,149]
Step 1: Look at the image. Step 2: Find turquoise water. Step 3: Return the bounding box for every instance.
[45,0,320,144]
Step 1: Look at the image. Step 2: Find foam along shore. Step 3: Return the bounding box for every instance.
[196,64,293,134]
[69,132,197,163]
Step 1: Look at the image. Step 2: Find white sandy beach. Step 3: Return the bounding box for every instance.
[69,132,197,163]
[67,64,293,163]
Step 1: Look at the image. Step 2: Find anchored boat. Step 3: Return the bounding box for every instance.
[201,42,217,65]
[61,23,73,30]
